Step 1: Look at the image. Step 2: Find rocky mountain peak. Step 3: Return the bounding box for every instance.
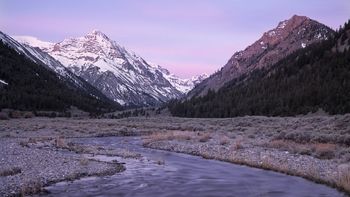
[14,31,207,106]
[188,15,334,98]
[51,30,126,62]
[289,15,309,24]
[85,29,112,42]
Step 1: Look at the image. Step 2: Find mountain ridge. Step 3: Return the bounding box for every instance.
[15,31,207,106]
[169,18,350,117]
[188,15,334,98]
[0,37,121,113]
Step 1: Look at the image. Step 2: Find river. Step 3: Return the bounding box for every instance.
[39,137,345,197]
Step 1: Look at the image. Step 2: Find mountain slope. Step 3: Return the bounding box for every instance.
[0,37,121,113]
[188,15,334,98]
[151,63,208,93]
[15,31,206,107]
[0,32,116,105]
[169,19,350,117]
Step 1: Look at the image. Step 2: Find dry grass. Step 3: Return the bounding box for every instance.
[260,154,277,170]
[55,136,68,148]
[337,165,350,192]
[20,179,44,196]
[198,133,211,143]
[313,143,337,160]
[23,112,35,118]
[230,138,243,151]
[9,110,22,118]
[79,158,89,166]
[266,139,289,149]
[0,167,22,177]
[144,131,194,144]
[219,136,230,145]
[266,140,337,159]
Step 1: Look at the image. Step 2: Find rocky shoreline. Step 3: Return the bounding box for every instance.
[1,116,349,196]
[143,132,350,196]
[0,138,125,197]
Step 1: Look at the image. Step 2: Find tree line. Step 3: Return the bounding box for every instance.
[169,20,350,118]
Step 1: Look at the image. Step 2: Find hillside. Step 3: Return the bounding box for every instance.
[0,41,121,113]
[188,15,334,98]
[169,20,350,117]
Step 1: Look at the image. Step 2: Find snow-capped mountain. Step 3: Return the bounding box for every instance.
[15,30,206,106]
[188,15,334,98]
[0,31,116,103]
[149,64,208,93]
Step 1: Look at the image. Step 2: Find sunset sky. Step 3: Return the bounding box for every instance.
[1,0,349,78]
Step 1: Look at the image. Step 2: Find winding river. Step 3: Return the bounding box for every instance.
[40,137,345,197]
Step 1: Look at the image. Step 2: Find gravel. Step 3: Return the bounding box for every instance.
[0,138,124,197]
[144,137,348,194]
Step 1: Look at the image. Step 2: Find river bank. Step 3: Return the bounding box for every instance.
[0,115,349,196]
[142,115,350,195]
[0,137,125,197]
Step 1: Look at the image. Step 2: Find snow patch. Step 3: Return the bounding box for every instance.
[13,36,53,49]
[278,21,287,29]
[268,31,276,37]
[0,79,8,85]
[301,43,306,48]
[114,99,126,105]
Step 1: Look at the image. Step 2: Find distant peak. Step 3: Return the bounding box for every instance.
[291,14,308,19]
[86,29,110,40]
[91,29,104,35]
[270,15,313,33]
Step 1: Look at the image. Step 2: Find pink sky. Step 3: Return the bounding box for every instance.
[0,0,349,78]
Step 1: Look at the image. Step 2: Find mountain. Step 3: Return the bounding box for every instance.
[151,63,209,93]
[0,31,116,106]
[15,30,207,106]
[188,15,334,98]
[0,38,121,113]
[169,19,350,118]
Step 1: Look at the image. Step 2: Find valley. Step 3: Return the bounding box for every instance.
[0,115,349,196]
[1,1,349,196]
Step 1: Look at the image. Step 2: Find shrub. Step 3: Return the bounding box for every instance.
[156,159,165,165]
[20,179,43,196]
[219,136,230,145]
[0,112,9,120]
[23,112,34,118]
[9,110,22,118]
[266,140,289,150]
[313,143,336,159]
[230,139,243,151]
[199,133,211,142]
[19,141,29,147]
[55,137,68,148]
[79,158,89,166]
[0,167,21,176]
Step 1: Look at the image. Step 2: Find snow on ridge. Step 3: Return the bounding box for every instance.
[278,21,287,29]
[12,36,53,49]
[0,79,8,85]
[13,30,209,105]
[162,71,208,94]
